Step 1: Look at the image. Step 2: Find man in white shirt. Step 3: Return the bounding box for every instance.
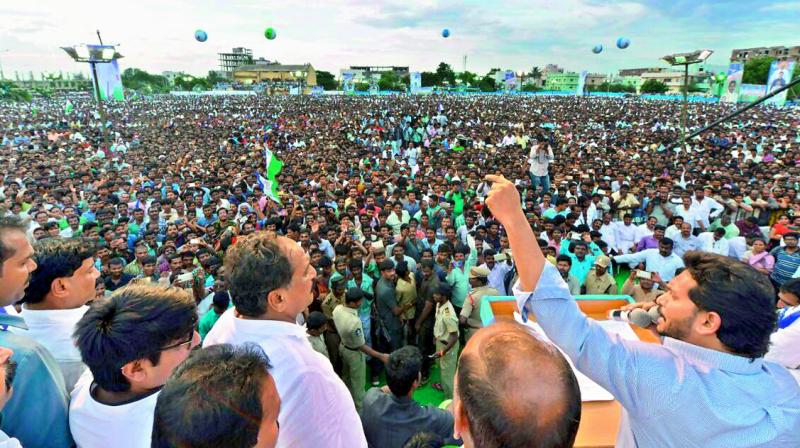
[478,250,514,295]
[71,284,200,448]
[699,228,730,256]
[599,213,618,253]
[614,214,637,254]
[204,233,367,447]
[613,239,685,282]
[528,143,553,196]
[690,189,724,232]
[14,238,99,391]
[766,279,800,385]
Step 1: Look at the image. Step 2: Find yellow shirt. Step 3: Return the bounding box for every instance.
[396,276,417,320]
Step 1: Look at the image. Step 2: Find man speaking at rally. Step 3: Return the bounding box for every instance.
[483,174,800,447]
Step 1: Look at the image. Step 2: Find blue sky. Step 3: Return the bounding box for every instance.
[0,0,798,78]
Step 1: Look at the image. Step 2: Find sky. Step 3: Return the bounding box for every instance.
[1,0,798,79]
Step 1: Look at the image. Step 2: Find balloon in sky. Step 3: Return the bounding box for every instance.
[616,37,630,49]
[442,28,450,38]
[264,27,277,40]
[592,44,603,54]
[194,30,208,42]
[716,72,727,82]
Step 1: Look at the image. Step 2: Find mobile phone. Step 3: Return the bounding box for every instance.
[636,271,652,280]
[190,238,201,245]
[177,272,194,283]
[570,232,581,240]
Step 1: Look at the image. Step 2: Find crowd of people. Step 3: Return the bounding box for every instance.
[0,92,798,447]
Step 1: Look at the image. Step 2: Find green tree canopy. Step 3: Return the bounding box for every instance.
[436,62,456,85]
[742,56,775,85]
[640,79,669,94]
[315,70,337,90]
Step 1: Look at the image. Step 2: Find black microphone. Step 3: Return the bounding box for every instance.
[607,306,660,328]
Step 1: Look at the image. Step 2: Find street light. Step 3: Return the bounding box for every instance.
[662,49,713,148]
[61,42,123,150]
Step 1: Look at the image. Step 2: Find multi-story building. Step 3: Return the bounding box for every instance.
[639,71,708,94]
[218,48,254,76]
[233,60,316,92]
[619,67,667,77]
[339,66,409,83]
[730,45,800,63]
[544,72,579,91]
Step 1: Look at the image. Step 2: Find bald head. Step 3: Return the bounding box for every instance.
[454,322,581,448]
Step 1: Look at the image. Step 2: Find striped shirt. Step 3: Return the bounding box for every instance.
[772,247,800,286]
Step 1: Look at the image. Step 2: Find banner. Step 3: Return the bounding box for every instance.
[738,84,766,102]
[256,147,283,203]
[720,63,743,103]
[764,60,795,107]
[410,72,422,93]
[342,71,356,95]
[576,70,588,96]
[502,70,517,91]
[369,75,378,94]
[91,56,125,102]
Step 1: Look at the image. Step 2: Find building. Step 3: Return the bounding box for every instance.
[340,66,409,83]
[619,67,667,77]
[12,72,91,93]
[545,72,579,91]
[639,71,707,94]
[730,45,800,63]
[585,74,608,88]
[218,47,254,76]
[233,60,316,91]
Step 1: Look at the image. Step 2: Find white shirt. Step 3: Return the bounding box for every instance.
[69,371,160,448]
[204,310,367,447]
[614,223,637,253]
[764,306,800,385]
[690,197,723,229]
[528,145,553,177]
[600,222,617,250]
[698,233,730,256]
[480,262,513,295]
[0,431,22,448]
[12,306,88,392]
[728,236,749,260]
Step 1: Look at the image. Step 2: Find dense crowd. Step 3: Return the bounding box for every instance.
[0,93,798,448]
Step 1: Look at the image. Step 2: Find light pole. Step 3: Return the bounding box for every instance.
[661,49,713,149]
[61,40,123,151]
[0,49,8,80]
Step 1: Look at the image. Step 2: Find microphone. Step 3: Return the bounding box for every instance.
[607,306,660,328]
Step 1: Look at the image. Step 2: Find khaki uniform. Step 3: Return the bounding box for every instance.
[396,276,417,321]
[460,286,499,341]
[333,304,367,410]
[321,292,345,373]
[583,269,618,295]
[434,301,460,399]
[321,292,344,320]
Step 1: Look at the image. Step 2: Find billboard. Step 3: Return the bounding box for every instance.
[720,63,743,103]
[764,60,795,107]
[738,84,766,103]
[341,70,356,95]
[92,57,125,102]
[410,72,422,93]
[504,70,518,91]
[576,70,588,96]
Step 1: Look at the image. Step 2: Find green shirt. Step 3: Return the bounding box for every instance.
[199,308,225,340]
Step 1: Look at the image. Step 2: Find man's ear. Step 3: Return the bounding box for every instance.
[266,289,285,314]
[120,359,147,386]
[696,310,722,336]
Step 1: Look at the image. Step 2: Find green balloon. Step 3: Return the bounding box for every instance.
[264,27,276,40]
[716,72,726,82]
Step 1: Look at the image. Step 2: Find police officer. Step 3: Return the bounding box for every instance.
[322,276,346,374]
[333,288,389,411]
[583,255,618,295]
[459,266,500,341]
[432,283,459,399]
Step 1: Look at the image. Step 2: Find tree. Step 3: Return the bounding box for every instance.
[354,82,370,92]
[457,71,478,86]
[789,64,800,100]
[687,82,705,93]
[640,79,668,94]
[420,71,438,87]
[528,66,543,82]
[435,62,456,86]
[742,56,775,85]
[588,82,636,93]
[478,75,497,92]
[378,71,402,91]
[521,83,541,92]
[206,71,228,87]
[121,68,171,93]
[315,70,337,90]
[0,81,32,102]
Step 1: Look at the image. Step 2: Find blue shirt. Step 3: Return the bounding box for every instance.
[614,249,684,282]
[513,263,800,448]
[771,247,800,286]
[0,314,73,448]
